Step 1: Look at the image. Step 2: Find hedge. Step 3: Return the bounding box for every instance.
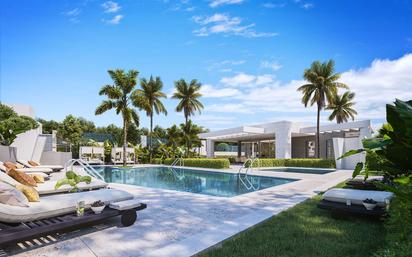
[247,158,336,168]
[158,158,230,169]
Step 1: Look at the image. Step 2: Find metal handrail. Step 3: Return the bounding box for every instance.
[168,157,184,180]
[64,159,105,181]
[238,158,260,191]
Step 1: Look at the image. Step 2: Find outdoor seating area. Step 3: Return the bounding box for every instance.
[79,146,105,165]
[111,147,136,164]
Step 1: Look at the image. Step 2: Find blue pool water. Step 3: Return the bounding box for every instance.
[93,166,296,197]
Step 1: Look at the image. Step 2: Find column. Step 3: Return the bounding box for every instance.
[206,139,215,158]
[237,141,241,157]
[275,127,292,159]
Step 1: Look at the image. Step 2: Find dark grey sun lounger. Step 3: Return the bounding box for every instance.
[0,189,146,247]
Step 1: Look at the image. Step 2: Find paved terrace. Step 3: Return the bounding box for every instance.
[4,165,352,257]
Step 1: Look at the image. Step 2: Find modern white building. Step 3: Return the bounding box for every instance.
[199,120,372,170]
[0,104,72,165]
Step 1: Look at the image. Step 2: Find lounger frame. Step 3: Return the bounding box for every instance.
[0,203,147,247]
[318,200,386,217]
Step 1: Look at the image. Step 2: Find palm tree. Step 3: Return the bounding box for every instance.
[180,120,202,157]
[132,76,167,162]
[297,60,348,158]
[95,69,140,166]
[172,79,203,126]
[326,91,357,123]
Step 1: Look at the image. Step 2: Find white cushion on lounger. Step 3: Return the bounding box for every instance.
[0,171,20,186]
[110,198,142,211]
[0,189,134,223]
[322,188,393,206]
[19,160,63,170]
[16,167,54,173]
[352,175,383,182]
[36,179,108,195]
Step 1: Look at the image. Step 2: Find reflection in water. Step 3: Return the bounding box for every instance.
[95,166,295,197]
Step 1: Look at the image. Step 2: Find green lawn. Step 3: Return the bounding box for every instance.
[198,196,385,257]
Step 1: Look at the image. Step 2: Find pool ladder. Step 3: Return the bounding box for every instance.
[238,158,260,191]
[168,157,184,180]
[64,159,105,181]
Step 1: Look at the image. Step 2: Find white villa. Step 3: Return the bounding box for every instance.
[199,120,372,169]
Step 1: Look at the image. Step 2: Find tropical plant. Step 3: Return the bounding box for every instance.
[326,91,357,123]
[37,118,60,134]
[132,76,167,163]
[103,139,112,163]
[0,104,39,146]
[180,120,203,157]
[95,69,140,166]
[172,79,203,126]
[54,171,91,192]
[166,124,182,149]
[297,60,348,157]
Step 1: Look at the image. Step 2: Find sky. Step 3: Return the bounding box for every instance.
[1,0,412,131]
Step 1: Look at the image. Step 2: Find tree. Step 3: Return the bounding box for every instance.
[180,120,203,157]
[37,118,59,134]
[326,91,357,123]
[95,69,140,166]
[58,115,83,156]
[172,79,203,126]
[297,60,348,158]
[166,125,181,149]
[132,76,167,162]
[153,125,167,139]
[0,104,39,146]
[78,117,96,133]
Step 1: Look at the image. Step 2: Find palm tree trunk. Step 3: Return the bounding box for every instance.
[185,114,189,157]
[123,118,127,167]
[316,103,321,158]
[149,113,153,163]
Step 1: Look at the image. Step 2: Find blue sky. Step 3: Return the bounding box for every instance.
[1,0,412,131]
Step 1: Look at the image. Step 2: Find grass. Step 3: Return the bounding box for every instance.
[198,196,385,257]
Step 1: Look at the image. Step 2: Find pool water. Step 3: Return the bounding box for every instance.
[94,166,296,197]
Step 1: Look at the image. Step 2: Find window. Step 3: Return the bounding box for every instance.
[306,140,316,158]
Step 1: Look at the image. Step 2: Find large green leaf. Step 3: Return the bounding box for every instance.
[352,162,363,179]
[338,149,364,160]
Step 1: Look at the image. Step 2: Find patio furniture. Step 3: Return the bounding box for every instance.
[0,189,147,246]
[111,147,135,164]
[345,175,383,190]
[317,188,393,217]
[18,160,64,172]
[0,161,54,174]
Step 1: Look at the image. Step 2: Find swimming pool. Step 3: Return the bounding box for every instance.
[94,166,296,197]
[261,167,335,174]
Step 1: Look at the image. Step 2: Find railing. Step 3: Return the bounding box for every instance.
[238,158,260,191]
[64,159,105,181]
[168,157,184,180]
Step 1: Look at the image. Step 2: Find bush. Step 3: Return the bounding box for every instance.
[366,151,391,171]
[153,158,163,164]
[163,158,230,169]
[248,158,335,168]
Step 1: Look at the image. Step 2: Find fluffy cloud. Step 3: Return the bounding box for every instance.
[261,60,282,71]
[220,73,275,87]
[209,0,245,8]
[205,103,253,114]
[200,84,241,97]
[103,15,123,25]
[192,13,277,38]
[203,54,412,128]
[102,1,121,13]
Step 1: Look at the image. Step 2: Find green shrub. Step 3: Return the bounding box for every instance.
[248,158,335,168]
[153,158,163,164]
[163,158,230,169]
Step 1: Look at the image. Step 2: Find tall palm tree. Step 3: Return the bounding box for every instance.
[172,79,203,126]
[326,91,357,123]
[297,60,348,158]
[95,69,140,166]
[132,76,167,162]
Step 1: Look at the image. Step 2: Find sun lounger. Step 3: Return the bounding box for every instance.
[0,170,107,195]
[318,188,393,217]
[0,189,147,246]
[18,160,63,171]
[345,175,383,190]
[0,161,54,174]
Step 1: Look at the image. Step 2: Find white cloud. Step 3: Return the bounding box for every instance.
[209,0,245,8]
[207,59,245,71]
[204,54,412,127]
[220,73,275,87]
[262,2,286,8]
[205,104,253,114]
[200,84,241,98]
[302,3,314,9]
[102,1,121,13]
[192,13,277,38]
[261,60,282,71]
[64,8,81,23]
[103,15,123,25]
